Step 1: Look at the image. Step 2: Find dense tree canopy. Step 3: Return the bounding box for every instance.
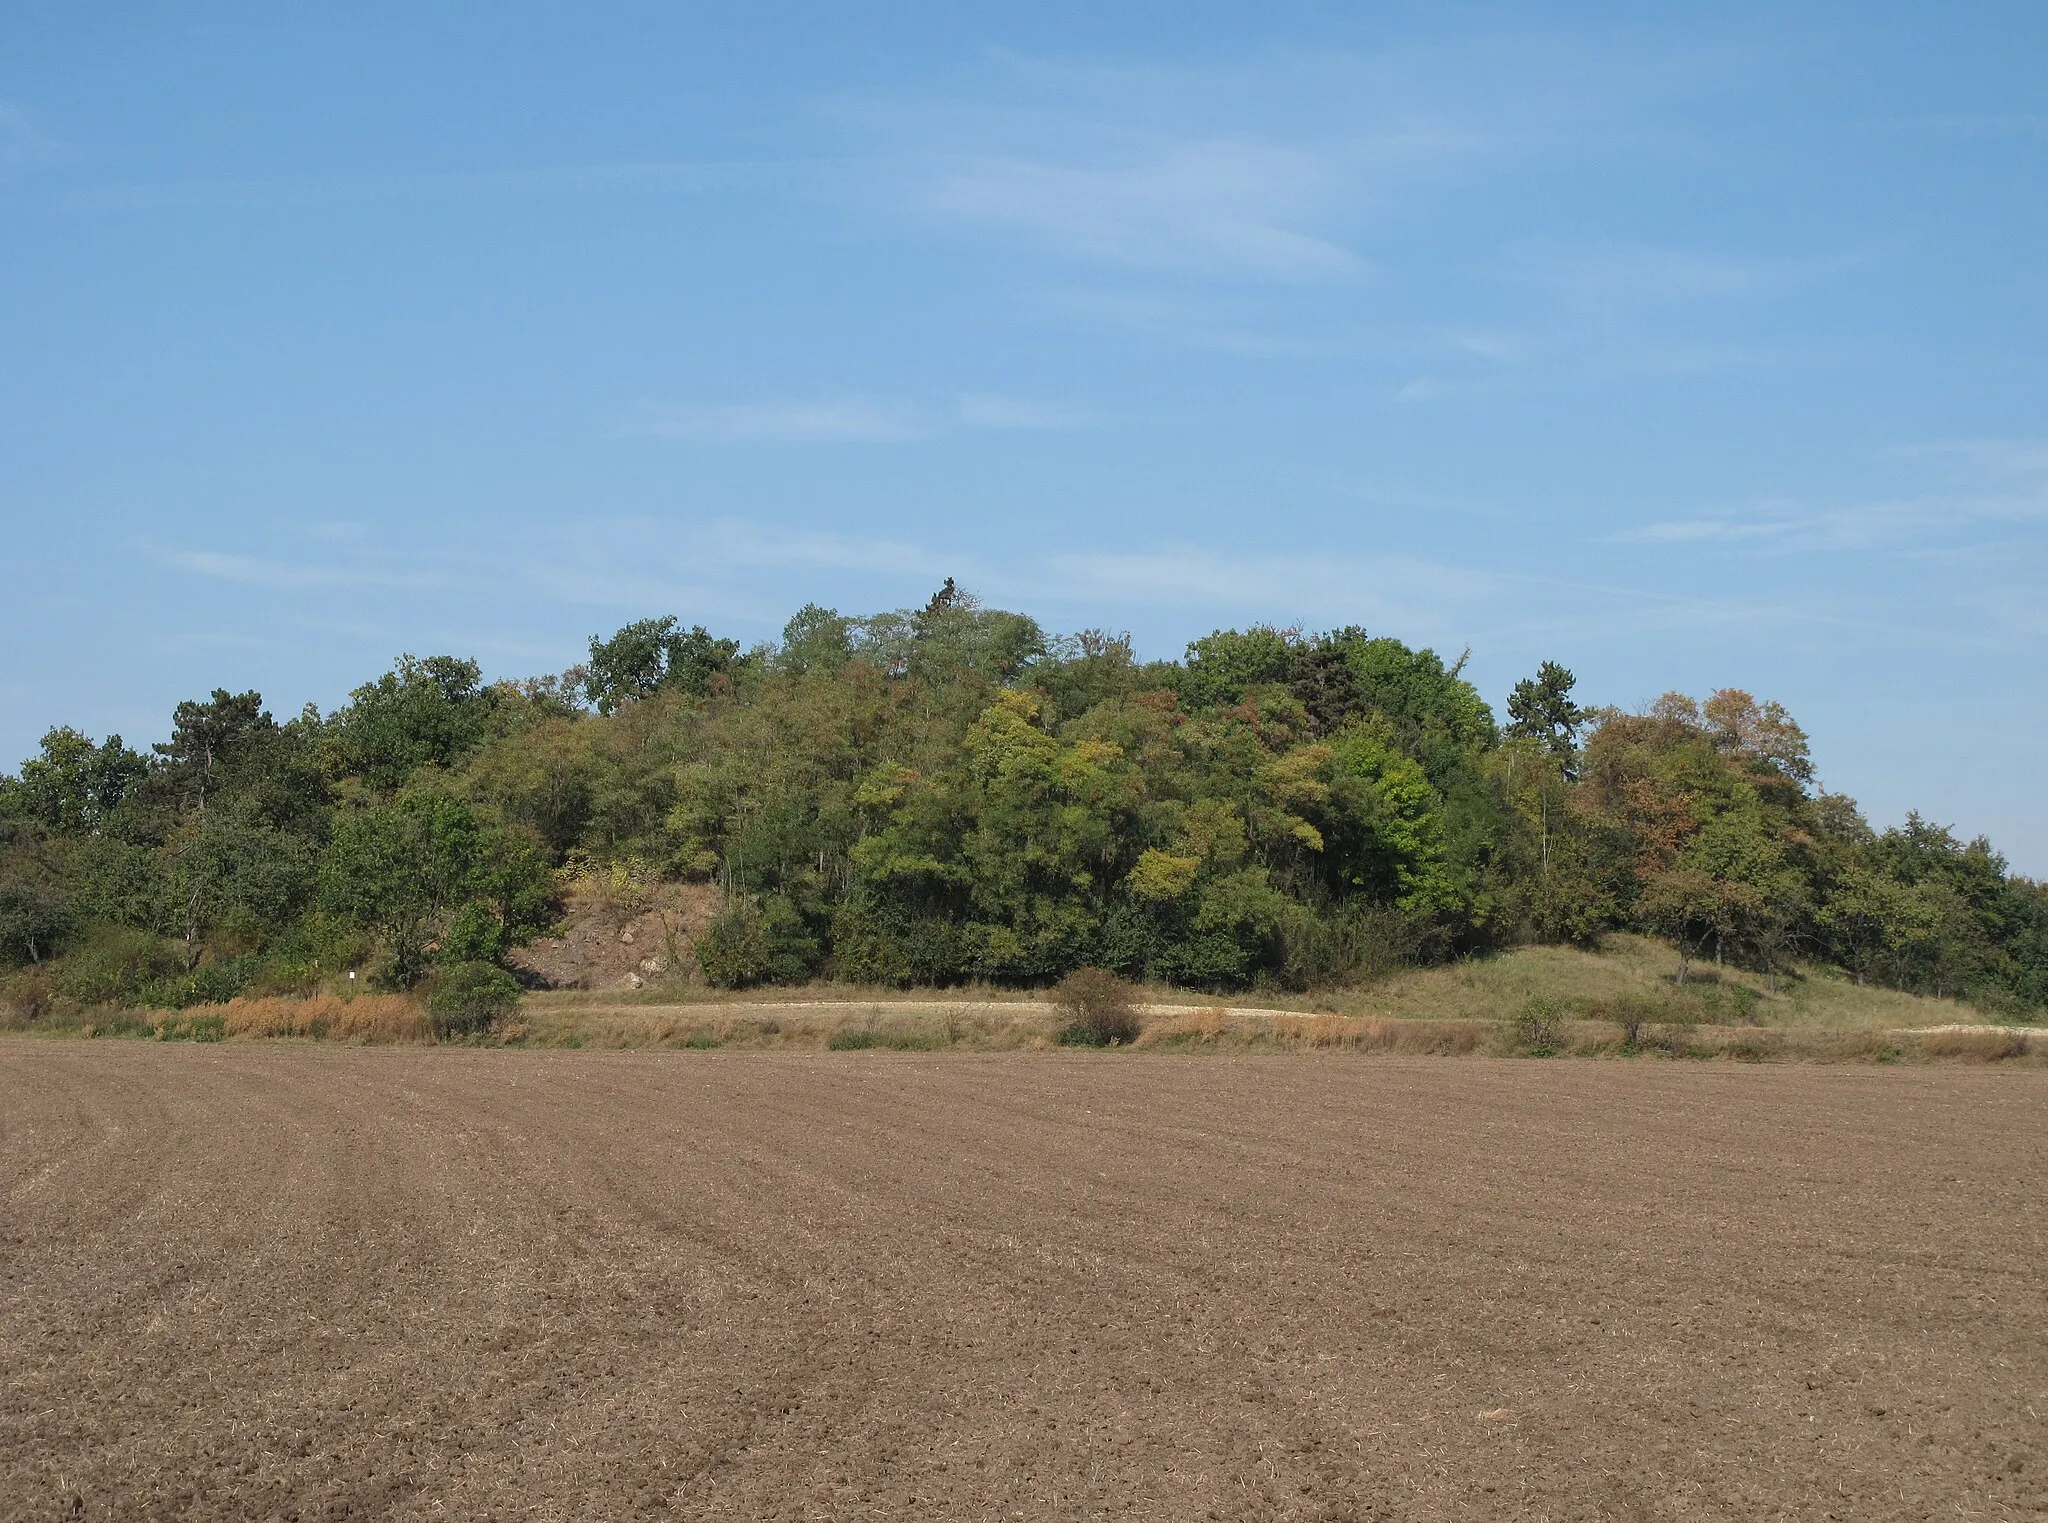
[2,587,2041,1015]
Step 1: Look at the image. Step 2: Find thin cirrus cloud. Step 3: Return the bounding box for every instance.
[865,46,1572,288]
[620,394,1098,444]
[63,158,822,212]
[956,392,1099,430]
[1025,547,1498,641]
[923,137,1370,282]
[1612,437,2048,551]
[1895,438,2048,478]
[0,100,64,176]
[1501,240,1777,306]
[619,398,929,445]
[142,543,441,591]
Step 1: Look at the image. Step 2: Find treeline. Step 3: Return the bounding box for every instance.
[2,583,2044,1015]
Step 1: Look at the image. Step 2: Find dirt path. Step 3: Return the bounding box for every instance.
[3,1047,2044,1521]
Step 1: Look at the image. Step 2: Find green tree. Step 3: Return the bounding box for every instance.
[6,728,150,833]
[1505,661,1585,767]
[319,792,547,987]
[152,689,273,814]
[775,604,855,677]
[0,823,70,965]
[1639,866,1757,984]
[332,656,497,789]
[584,617,740,713]
[162,810,316,968]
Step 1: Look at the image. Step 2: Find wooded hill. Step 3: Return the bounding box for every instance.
[3,583,2043,1017]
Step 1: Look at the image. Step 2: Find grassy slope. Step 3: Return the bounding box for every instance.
[10,935,2030,1060]
[505,934,2031,1058]
[1304,933,1982,1032]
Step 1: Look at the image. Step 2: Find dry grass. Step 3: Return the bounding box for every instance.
[506,999,1052,1053]
[218,994,432,1042]
[7,934,2035,1064]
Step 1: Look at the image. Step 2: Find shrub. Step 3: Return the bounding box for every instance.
[1514,995,1566,1055]
[427,961,522,1038]
[1609,995,1653,1049]
[698,898,773,988]
[828,1024,944,1051]
[1642,1016,1697,1057]
[51,926,184,1006]
[1723,1031,1784,1062]
[440,902,507,964]
[0,968,55,1027]
[1053,966,1141,1046]
[701,895,824,988]
[138,955,262,1010]
[149,1011,226,1042]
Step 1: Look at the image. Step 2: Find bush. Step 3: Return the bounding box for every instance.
[1609,995,1652,1049]
[51,926,184,1006]
[427,961,522,1038]
[701,894,824,988]
[1053,966,1141,1046]
[698,898,773,988]
[1514,995,1566,1055]
[827,1024,944,1051]
[137,954,263,1010]
[0,968,55,1027]
[440,902,507,965]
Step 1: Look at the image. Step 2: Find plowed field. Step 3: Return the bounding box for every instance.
[3,1046,2043,1521]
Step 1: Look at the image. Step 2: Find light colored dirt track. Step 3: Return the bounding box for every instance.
[2,1048,2044,1521]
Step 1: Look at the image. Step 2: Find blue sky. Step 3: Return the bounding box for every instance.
[3,3,2045,869]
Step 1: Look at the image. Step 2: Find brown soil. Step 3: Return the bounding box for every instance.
[3,1049,2043,1521]
[507,881,719,990]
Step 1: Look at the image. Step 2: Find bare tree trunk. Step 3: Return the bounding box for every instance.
[185,887,203,971]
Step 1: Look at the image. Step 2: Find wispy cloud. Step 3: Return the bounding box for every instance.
[1448,330,1524,362]
[618,393,1100,443]
[1609,516,1799,545]
[957,392,1098,430]
[619,398,928,444]
[857,50,1515,287]
[0,101,64,177]
[142,543,441,591]
[1895,438,2048,478]
[67,158,818,211]
[1504,240,1775,305]
[696,519,946,576]
[1610,438,2048,551]
[518,517,950,613]
[925,137,1370,282]
[1021,546,1497,642]
[1034,287,1325,354]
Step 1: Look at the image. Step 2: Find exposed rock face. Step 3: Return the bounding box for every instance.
[508,881,720,989]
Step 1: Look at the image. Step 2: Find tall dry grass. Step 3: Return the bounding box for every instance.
[218,994,431,1042]
[1136,1008,1494,1055]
